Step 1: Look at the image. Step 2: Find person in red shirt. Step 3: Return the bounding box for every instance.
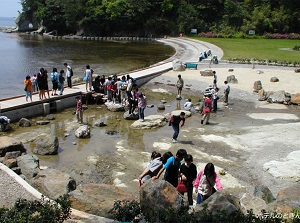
[75,96,83,124]
[201,93,212,125]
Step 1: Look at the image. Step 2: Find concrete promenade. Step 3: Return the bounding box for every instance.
[0,37,223,222]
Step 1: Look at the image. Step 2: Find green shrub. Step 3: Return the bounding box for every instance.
[0,195,71,223]
[111,200,300,223]
[292,45,300,51]
[108,200,141,222]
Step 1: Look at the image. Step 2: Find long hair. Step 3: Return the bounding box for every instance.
[204,162,215,177]
[162,151,173,164]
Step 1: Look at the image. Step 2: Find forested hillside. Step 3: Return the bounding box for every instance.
[19,0,300,37]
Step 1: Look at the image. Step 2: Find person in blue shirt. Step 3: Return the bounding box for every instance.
[50,67,59,96]
[152,149,187,188]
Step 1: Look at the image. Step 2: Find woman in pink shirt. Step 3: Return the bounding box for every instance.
[193,162,223,204]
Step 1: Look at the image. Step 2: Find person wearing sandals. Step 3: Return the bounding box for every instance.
[193,162,223,205]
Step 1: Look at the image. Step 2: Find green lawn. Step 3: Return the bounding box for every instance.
[191,37,300,63]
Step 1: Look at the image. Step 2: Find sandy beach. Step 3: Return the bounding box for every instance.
[163,64,299,95]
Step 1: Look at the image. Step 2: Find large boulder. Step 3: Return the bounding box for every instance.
[291,93,300,105]
[267,90,286,103]
[16,154,40,179]
[157,104,165,110]
[140,180,188,223]
[33,134,59,155]
[170,110,192,117]
[276,183,300,214]
[253,80,263,93]
[69,183,132,217]
[200,69,213,76]
[257,89,267,101]
[172,59,186,71]
[194,190,240,221]
[131,115,166,129]
[253,185,276,204]
[104,102,125,112]
[227,75,238,84]
[0,136,26,157]
[270,77,279,82]
[239,193,271,216]
[18,118,31,127]
[123,111,139,120]
[75,125,90,138]
[3,152,21,170]
[31,168,76,199]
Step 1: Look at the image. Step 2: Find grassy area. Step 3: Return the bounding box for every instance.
[191,37,300,63]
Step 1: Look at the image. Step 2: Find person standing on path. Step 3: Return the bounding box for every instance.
[50,68,59,96]
[84,65,93,92]
[152,149,187,188]
[31,74,38,93]
[223,81,230,106]
[24,75,32,102]
[169,112,185,143]
[44,69,50,99]
[212,87,219,112]
[176,74,184,99]
[58,70,65,95]
[64,63,72,88]
[37,68,46,100]
[213,71,218,88]
[75,96,83,124]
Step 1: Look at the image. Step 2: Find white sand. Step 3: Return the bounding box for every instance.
[162,66,300,94]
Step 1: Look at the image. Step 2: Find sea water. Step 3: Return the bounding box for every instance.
[0,24,174,99]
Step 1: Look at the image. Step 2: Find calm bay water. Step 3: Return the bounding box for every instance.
[0,21,175,99]
[0,17,16,27]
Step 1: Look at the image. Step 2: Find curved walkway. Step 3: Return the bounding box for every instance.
[0,37,223,222]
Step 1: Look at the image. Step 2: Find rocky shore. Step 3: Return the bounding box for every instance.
[1,36,300,221]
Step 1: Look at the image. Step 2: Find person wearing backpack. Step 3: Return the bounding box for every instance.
[50,67,59,96]
[58,69,65,95]
[64,62,73,88]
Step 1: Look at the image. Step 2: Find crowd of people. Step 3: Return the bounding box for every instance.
[23,63,72,101]
[178,70,230,125]
[138,149,223,206]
